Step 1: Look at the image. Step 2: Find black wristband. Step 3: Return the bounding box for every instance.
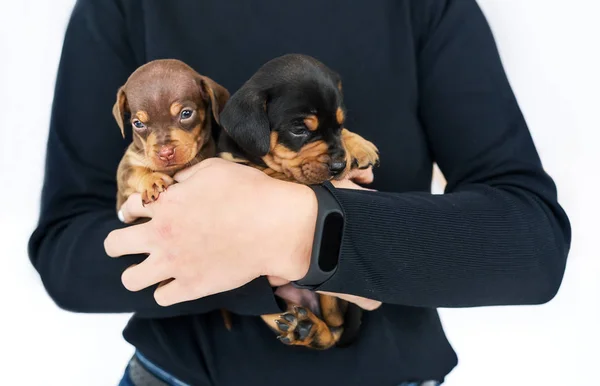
[292,183,344,290]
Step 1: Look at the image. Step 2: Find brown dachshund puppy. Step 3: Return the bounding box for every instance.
[218,54,380,350]
[112,59,229,210]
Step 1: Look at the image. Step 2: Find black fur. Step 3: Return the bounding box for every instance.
[218,53,346,166]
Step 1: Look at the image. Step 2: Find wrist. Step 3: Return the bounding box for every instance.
[285,183,316,281]
[264,180,316,281]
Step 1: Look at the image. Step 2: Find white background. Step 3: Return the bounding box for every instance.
[1,1,598,385]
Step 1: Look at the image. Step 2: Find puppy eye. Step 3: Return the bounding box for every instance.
[180,109,193,120]
[132,120,145,130]
[290,126,309,136]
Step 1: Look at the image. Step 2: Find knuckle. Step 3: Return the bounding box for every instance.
[204,157,216,165]
[153,221,174,241]
[163,251,178,264]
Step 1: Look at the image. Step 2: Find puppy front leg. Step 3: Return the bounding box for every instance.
[261,301,343,350]
[341,128,380,171]
[319,294,347,328]
[133,169,174,205]
[116,156,174,210]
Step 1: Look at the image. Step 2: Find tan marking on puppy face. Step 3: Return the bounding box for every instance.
[136,111,149,123]
[194,107,207,124]
[303,115,319,131]
[170,102,183,117]
[262,133,332,184]
[336,108,345,125]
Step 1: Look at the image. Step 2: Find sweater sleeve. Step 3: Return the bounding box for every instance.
[315,0,571,308]
[27,0,283,318]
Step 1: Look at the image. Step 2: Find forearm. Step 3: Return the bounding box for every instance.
[316,176,569,308]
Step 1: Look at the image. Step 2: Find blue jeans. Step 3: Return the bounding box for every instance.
[118,351,190,386]
[118,351,441,386]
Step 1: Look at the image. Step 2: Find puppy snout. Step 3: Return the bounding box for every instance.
[329,160,347,175]
[158,145,175,161]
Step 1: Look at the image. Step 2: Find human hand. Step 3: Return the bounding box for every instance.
[104,158,317,306]
[329,166,376,190]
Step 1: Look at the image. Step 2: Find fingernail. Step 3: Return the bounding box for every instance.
[117,209,125,223]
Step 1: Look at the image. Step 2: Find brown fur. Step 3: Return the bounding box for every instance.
[319,294,346,328]
[113,59,229,209]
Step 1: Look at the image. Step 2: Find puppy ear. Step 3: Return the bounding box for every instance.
[112,86,128,138]
[198,76,230,124]
[219,86,271,157]
[330,71,343,95]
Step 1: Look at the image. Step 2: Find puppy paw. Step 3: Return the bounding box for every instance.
[140,173,174,205]
[342,129,380,170]
[272,306,342,350]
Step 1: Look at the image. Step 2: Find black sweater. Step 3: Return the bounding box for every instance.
[28,0,571,385]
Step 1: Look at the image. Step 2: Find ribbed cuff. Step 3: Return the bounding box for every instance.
[221,276,286,315]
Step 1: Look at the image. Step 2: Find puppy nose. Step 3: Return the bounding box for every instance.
[329,160,347,175]
[158,145,175,161]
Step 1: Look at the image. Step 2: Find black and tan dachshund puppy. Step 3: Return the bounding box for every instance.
[217,54,380,350]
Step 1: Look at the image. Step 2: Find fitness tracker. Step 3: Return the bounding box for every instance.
[291,183,344,290]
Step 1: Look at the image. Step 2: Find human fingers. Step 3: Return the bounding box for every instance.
[104,223,154,257]
[317,290,382,311]
[153,278,193,307]
[330,178,375,191]
[348,166,374,184]
[121,255,172,292]
[118,193,153,224]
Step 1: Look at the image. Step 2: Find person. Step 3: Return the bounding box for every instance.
[28,0,571,385]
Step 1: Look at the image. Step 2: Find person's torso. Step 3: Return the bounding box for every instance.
[120,1,456,385]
